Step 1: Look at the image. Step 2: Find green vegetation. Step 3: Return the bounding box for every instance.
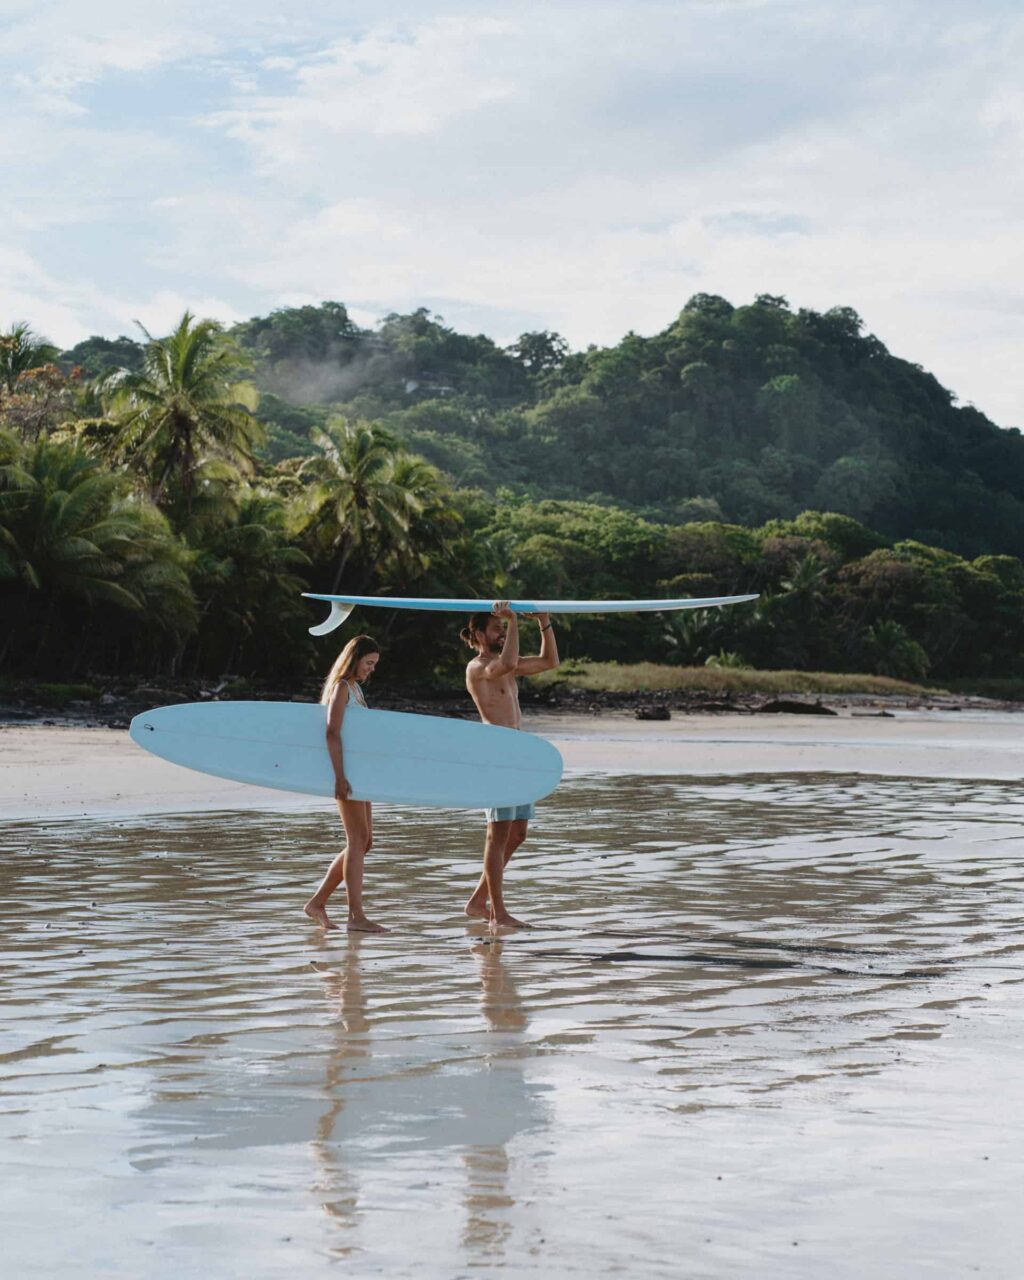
[32,681,102,704]
[532,663,941,697]
[944,677,1024,701]
[229,295,1024,560]
[2,298,1024,690]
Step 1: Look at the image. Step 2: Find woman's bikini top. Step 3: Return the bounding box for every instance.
[346,679,367,708]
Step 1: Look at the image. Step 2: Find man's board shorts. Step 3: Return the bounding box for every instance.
[485,803,535,824]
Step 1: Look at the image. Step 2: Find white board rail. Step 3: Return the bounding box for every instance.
[129,700,564,810]
[304,592,759,635]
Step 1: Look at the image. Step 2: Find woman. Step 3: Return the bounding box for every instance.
[304,634,386,934]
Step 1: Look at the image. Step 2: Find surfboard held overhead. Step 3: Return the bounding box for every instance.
[303,592,759,635]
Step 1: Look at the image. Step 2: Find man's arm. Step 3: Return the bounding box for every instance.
[516,613,560,675]
[476,601,520,679]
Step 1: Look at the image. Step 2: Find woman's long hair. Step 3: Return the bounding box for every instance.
[320,634,380,705]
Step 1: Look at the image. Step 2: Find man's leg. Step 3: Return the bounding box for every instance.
[482,818,528,929]
[465,819,528,918]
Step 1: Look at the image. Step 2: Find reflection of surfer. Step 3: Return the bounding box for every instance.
[472,939,528,1033]
[311,935,369,1249]
[305,634,387,933]
[462,940,530,1259]
[462,602,560,929]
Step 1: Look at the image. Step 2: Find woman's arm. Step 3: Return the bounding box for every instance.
[325,681,351,801]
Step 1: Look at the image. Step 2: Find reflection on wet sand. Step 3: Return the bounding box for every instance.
[461,940,529,1260]
[311,933,369,1256]
[309,931,540,1267]
[2,773,1023,1277]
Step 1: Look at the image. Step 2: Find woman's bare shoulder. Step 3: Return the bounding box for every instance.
[325,681,351,715]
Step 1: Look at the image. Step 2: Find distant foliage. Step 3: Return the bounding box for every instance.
[0,428,194,673]
[56,295,1024,561]
[200,294,1024,561]
[0,322,59,394]
[0,299,1022,684]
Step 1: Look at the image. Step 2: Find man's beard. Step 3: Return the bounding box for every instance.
[489,640,503,654]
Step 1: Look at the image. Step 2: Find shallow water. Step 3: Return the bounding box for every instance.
[2,774,1023,1278]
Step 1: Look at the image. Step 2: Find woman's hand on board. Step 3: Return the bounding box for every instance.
[335,776,352,802]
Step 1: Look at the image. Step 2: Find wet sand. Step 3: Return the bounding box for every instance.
[2,717,1024,1276]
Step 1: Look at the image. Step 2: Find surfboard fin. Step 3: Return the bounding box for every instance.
[308,600,355,636]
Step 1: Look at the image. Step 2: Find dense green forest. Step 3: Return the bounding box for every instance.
[2,297,1023,687]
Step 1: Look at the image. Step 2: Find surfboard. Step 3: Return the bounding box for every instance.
[129,701,563,809]
[304,592,759,635]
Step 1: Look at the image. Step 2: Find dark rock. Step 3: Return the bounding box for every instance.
[635,705,671,721]
[757,698,837,716]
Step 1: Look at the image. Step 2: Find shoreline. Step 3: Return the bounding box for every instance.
[5,706,1024,823]
[3,681,1020,733]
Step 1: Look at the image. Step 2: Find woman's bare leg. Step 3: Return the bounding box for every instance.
[341,802,385,933]
[305,800,386,933]
[305,843,347,930]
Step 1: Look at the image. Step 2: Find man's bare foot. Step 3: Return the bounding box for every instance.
[464,898,490,919]
[304,900,339,930]
[490,913,529,931]
[348,917,388,934]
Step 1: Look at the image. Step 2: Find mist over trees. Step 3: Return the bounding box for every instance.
[3,296,1024,687]
[56,294,1024,559]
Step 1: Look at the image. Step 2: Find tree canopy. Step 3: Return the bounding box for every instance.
[2,297,1022,687]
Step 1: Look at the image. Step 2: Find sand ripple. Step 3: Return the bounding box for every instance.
[2,774,1022,1277]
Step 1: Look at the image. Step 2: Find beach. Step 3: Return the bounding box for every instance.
[5,707,1024,820]
[2,711,1023,1277]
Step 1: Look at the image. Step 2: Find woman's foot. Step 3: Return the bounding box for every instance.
[304,899,339,930]
[464,896,490,919]
[490,912,529,931]
[348,916,388,934]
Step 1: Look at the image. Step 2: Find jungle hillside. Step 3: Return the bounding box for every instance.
[3,293,1024,692]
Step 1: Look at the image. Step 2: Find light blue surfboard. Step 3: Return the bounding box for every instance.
[129,701,563,809]
[304,592,759,634]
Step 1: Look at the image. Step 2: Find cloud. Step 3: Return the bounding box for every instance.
[0,242,245,346]
[2,13,216,114]
[1,1,1024,423]
[211,17,517,147]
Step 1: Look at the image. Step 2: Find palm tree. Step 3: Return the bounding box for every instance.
[781,551,830,602]
[863,620,930,681]
[387,450,462,581]
[293,419,417,591]
[664,607,712,663]
[104,313,262,519]
[189,489,311,674]
[0,322,59,396]
[0,429,195,670]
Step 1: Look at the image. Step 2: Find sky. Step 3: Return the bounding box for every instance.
[3,0,1024,424]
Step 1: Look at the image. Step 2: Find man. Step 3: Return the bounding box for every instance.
[461,601,560,928]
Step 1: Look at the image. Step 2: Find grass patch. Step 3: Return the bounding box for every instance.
[221,678,254,697]
[30,681,102,705]
[532,662,943,697]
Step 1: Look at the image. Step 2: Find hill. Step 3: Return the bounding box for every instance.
[60,294,1024,560]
